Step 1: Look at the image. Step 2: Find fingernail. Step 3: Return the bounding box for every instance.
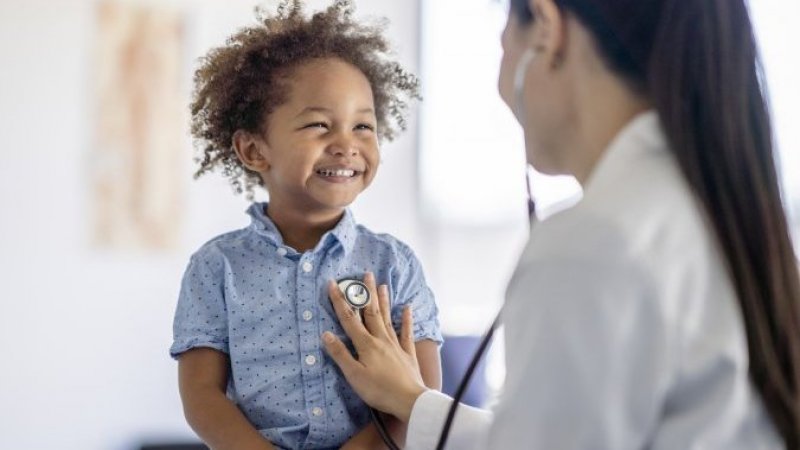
[322,331,334,343]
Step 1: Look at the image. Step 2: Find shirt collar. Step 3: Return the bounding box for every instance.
[582,110,668,196]
[246,202,358,255]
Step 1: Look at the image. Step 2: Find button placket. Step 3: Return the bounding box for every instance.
[297,253,325,433]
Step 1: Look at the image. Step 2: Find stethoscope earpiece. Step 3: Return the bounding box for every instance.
[513,47,538,123]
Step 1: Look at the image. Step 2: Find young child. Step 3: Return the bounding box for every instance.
[170,1,442,449]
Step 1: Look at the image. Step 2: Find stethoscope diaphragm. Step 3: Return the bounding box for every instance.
[337,279,370,310]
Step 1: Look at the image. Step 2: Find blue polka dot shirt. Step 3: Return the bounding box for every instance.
[170,203,443,449]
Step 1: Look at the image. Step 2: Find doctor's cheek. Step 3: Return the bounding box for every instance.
[498,54,516,107]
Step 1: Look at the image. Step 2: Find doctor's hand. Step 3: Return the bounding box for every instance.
[322,272,427,423]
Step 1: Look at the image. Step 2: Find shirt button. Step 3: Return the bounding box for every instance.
[302,310,313,321]
[312,406,323,417]
[301,261,313,273]
[276,247,287,256]
[305,354,317,366]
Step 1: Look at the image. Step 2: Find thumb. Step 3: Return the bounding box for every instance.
[322,331,361,377]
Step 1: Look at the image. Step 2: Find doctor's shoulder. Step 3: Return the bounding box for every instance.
[524,205,633,265]
[521,195,702,276]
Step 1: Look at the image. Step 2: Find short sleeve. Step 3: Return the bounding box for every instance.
[391,245,443,345]
[169,249,229,358]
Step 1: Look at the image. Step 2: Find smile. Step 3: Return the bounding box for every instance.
[315,168,360,178]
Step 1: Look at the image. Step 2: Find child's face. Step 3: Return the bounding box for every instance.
[252,58,379,216]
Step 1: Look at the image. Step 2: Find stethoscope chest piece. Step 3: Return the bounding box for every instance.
[337,278,370,310]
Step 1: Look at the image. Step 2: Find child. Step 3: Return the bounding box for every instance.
[169,1,442,449]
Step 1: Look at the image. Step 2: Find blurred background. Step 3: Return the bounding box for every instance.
[0,0,797,448]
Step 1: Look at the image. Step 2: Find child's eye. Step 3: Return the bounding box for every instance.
[303,122,329,130]
[355,123,375,132]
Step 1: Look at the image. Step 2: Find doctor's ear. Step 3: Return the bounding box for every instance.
[232,129,270,172]
[526,0,567,69]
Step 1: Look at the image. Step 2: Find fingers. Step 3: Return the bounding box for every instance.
[327,280,370,346]
[378,284,399,345]
[322,331,362,378]
[360,273,390,339]
[400,306,417,357]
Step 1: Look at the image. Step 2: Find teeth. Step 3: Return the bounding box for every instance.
[318,169,356,177]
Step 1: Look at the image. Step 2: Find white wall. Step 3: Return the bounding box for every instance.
[0,1,424,449]
[750,0,800,251]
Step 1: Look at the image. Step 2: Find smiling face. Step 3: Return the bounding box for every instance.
[237,58,380,218]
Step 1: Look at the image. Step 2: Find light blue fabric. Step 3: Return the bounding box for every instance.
[171,202,442,450]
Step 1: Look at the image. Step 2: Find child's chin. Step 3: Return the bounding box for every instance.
[314,197,357,211]
[317,191,362,207]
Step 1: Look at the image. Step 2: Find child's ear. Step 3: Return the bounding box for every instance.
[232,129,270,172]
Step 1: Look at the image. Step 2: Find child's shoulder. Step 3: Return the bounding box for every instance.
[352,223,419,262]
[189,227,253,261]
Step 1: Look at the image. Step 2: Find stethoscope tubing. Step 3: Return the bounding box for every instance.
[436,193,537,449]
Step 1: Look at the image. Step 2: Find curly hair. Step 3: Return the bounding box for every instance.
[190,0,421,197]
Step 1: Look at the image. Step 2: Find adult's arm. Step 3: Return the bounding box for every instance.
[405,390,493,450]
[341,338,442,449]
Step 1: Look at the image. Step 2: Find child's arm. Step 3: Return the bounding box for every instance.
[178,347,278,450]
[341,339,442,450]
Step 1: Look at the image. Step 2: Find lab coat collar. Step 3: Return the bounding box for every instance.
[582,110,668,196]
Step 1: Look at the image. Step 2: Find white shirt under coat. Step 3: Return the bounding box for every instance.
[406,112,783,449]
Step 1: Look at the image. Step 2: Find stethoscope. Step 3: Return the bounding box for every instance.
[434,176,535,450]
[336,159,536,450]
[336,155,536,450]
[337,278,371,312]
[337,278,400,450]
[435,72,540,448]
[335,163,536,450]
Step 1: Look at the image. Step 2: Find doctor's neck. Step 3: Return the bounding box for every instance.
[569,87,651,186]
[566,60,651,186]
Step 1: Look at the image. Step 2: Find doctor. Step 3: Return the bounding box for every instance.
[322,0,800,448]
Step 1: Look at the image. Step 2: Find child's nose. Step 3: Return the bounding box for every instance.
[326,136,359,157]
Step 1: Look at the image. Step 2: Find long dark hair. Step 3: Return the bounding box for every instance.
[511,0,800,446]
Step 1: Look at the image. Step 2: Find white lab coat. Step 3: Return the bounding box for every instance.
[406,112,784,449]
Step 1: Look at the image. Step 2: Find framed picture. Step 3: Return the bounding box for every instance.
[91,0,186,251]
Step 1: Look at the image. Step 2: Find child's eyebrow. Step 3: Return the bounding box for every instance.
[294,106,375,118]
